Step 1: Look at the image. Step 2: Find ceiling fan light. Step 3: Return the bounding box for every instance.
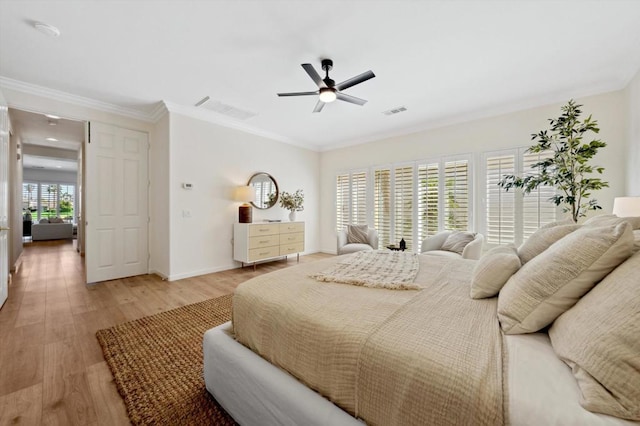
[319,88,337,103]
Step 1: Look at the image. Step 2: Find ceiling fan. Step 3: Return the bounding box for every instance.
[277,59,375,113]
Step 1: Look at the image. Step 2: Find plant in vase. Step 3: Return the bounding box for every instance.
[279,190,304,221]
[498,100,608,223]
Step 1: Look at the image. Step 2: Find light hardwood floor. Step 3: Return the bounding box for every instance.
[0,240,332,425]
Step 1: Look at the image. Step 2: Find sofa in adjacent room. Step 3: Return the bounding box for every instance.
[31,218,74,241]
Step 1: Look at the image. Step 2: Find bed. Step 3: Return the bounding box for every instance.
[204,218,640,425]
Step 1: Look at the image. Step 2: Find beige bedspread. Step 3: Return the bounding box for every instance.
[232,254,504,425]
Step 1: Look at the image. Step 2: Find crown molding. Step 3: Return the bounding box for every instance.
[0,76,155,122]
[162,101,317,151]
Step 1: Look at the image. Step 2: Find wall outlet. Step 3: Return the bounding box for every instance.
[182,210,192,218]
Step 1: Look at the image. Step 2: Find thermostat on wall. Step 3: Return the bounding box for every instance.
[182,183,193,190]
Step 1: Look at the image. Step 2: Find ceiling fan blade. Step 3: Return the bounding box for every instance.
[302,64,327,88]
[313,99,325,113]
[277,91,319,97]
[336,92,367,106]
[336,70,375,91]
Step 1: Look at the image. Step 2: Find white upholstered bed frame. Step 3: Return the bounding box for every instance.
[203,322,636,426]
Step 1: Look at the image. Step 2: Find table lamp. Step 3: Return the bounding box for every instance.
[612,197,640,217]
[235,186,256,223]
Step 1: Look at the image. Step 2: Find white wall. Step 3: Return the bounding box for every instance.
[319,90,629,253]
[149,112,171,278]
[23,168,77,183]
[167,112,320,280]
[8,126,22,272]
[626,69,640,195]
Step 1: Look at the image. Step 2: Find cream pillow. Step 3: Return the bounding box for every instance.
[346,224,369,244]
[517,222,580,264]
[549,250,640,420]
[583,214,640,230]
[498,222,633,334]
[441,231,476,254]
[470,245,521,299]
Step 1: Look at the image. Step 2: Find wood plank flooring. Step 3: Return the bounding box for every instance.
[0,240,332,425]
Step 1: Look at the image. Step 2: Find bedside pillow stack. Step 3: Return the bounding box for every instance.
[497,221,633,334]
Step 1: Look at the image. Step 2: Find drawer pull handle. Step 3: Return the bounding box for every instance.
[259,252,269,256]
[259,240,269,244]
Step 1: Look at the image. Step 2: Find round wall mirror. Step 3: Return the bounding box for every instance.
[248,172,278,209]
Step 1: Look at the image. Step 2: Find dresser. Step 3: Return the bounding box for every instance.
[233,222,305,268]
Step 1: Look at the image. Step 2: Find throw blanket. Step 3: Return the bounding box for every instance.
[310,250,420,290]
[233,255,504,426]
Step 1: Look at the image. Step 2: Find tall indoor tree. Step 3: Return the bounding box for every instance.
[499,100,608,223]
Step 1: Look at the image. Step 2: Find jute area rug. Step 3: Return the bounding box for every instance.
[96,294,237,425]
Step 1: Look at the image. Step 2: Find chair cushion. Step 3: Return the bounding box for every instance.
[470,245,521,299]
[498,222,633,334]
[441,231,476,254]
[549,250,640,420]
[347,224,369,244]
[338,243,374,255]
[421,249,461,259]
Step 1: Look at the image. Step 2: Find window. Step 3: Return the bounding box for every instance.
[443,159,469,231]
[338,155,471,252]
[394,165,414,250]
[484,149,556,246]
[417,162,439,244]
[374,168,391,249]
[22,182,76,223]
[335,171,368,232]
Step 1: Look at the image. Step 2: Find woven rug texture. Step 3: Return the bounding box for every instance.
[96,294,237,425]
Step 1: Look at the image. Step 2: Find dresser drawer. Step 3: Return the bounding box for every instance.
[279,232,304,245]
[280,242,304,256]
[280,222,304,234]
[249,235,280,249]
[248,245,281,262]
[248,224,280,237]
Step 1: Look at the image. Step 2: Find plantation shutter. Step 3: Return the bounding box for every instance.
[417,162,439,245]
[374,168,391,249]
[351,171,367,225]
[443,160,469,231]
[522,150,557,239]
[394,165,414,250]
[336,173,350,232]
[486,154,516,244]
[22,183,38,219]
[58,184,76,223]
[41,183,59,220]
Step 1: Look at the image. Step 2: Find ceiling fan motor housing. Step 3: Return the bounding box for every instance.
[321,59,333,72]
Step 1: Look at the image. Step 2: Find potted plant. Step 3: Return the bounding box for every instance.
[279,189,304,221]
[499,100,608,223]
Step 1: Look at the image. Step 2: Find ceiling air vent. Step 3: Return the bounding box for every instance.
[195,96,257,120]
[382,106,407,116]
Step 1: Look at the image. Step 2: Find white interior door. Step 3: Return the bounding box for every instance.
[85,122,149,284]
[0,99,9,308]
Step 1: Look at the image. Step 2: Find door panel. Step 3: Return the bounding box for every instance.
[86,122,148,283]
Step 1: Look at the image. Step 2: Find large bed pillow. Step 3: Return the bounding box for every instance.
[498,221,633,334]
[470,245,521,299]
[549,250,640,421]
[517,221,580,264]
[583,213,640,230]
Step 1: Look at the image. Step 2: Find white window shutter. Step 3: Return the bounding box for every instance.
[486,154,516,244]
[351,171,367,225]
[522,150,557,239]
[394,165,414,250]
[336,174,350,232]
[374,168,391,249]
[443,160,469,231]
[417,162,439,245]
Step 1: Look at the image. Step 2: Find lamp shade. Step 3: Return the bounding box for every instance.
[234,186,256,203]
[612,197,640,217]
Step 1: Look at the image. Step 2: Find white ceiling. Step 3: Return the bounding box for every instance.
[9,108,84,151]
[1,1,640,151]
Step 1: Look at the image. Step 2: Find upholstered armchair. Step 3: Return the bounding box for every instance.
[337,225,379,255]
[420,230,484,260]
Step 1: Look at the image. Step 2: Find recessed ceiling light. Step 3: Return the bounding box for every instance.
[44,114,61,119]
[34,22,61,37]
[46,137,58,142]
